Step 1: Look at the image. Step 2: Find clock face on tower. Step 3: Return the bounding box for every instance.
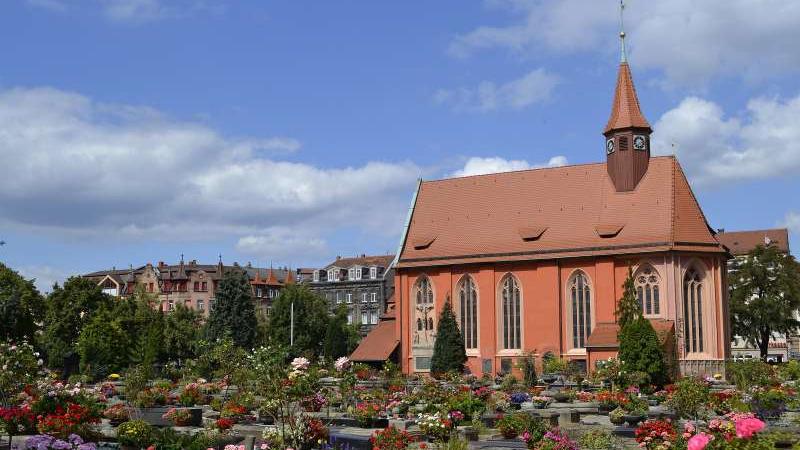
[633,135,647,151]
[606,138,615,154]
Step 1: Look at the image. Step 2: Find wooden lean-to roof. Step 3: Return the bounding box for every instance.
[397,156,724,268]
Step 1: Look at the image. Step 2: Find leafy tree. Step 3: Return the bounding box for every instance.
[163,303,200,362]
[618,316,668,387]
[730,244,800,360]
[0,263,44,342]
[207,268,258,348]
[77,308,130,379]
[430,297,467,376]
[324,306,350,360]
[41,277,113,377]
[615,267,641,327]
[269,284,329,358]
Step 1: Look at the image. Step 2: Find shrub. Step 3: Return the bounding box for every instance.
[116,420,153,448]
[578,430,616,450]
[618,317,668,387]
[370,426,415,450]
[496,413,527,439]
[667,377,711,420]
[517,352,538,387]
[726,360,777,390]
[430,299,467,376]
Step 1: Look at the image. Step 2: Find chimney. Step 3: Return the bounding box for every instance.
[717,228,725,233]
[190,259,197,266]
[158,261,165,268]
[361,254,366,258]
[336,256,341,260]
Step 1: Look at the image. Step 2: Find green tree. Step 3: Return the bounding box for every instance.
[615,267,641,327]
[618,316,668,387]
[430,297,467,376]
[41,277,113,377]
[163,303,200,362]
[0,263,44,342]
[77,308,130,379]
[324,306,350,360]
[730,244,800,360]
[207,268,258,348]
[269,284,329,358]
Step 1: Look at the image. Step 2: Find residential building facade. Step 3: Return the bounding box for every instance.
[717,228,796,361]
[308,254,394,334]
[83,259,294,317]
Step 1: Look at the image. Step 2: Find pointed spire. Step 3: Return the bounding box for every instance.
[603,58,651,134]
[619,0,627,63]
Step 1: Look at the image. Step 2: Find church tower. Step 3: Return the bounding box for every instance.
[604,2,652,192]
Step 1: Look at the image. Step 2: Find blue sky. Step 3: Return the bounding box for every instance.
[1,0,799,291]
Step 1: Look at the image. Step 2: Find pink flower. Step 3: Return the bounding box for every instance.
[688,433,712,450]
[735,417,765,439]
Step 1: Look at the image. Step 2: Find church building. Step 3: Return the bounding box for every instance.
[391,33,731,377]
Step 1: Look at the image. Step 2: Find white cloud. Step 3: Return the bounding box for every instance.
[236,228,328,263]
[450,155,568,178]
[27,0,224,23]
[651,94,800,185]
[450,0,800,85]
[434,68,559,112]
[16,265,73,293]
[783,212,800,235]
[0,86,421,259]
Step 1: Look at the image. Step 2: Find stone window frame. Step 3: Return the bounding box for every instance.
[565,270,594,353]
[497,273,523,354]
[456,274,480,351]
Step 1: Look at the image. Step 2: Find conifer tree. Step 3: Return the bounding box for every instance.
[618,316,668,387]
[615,267,641,327]
[207,268,258,348]
[430,297,467,376]
[323,306,349,360]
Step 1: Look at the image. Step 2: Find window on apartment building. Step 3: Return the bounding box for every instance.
[347,312,353,324]
[371,310,378,324]
[354,267,362,280]
[201,281,207,291]
[197,299,205,311]
[148,283,154,293]
[371,292,377,303]
[347,293,352,303]
[257,288,262,298]
[370,267,378,279]
[168,300,174,311]
[209,299,215,311]
[328,269,338,282]
[348,267,356,280]
[361,293,367,303]
[313,270,320,282]
[361,311,368,324]
[194,281,200,291]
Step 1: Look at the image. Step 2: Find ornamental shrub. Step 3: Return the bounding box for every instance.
[618,316,668,387]
[430,298,467,376]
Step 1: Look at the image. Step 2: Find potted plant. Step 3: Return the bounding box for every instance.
[531,396,552,409]
[370,425,415,450]
[417,412,453,442]
[622,395,649,427]
[509,392,530,409]
[161,407,193,426]
[496,413,525,439]
[103,403,131,426]
[116,419,153,450]
[353,402,384,428]
[609,407,626,426]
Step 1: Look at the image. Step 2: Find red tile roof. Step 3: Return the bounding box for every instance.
[604,63,651,134]
[586,319,674,348]
[398,156,723,268]
[325,254,394,270]
[350,319,399,362]
[717,229,790,256]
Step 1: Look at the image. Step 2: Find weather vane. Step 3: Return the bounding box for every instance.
[619,0,627,63]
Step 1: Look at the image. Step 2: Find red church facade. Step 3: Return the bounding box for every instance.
[392,58,731,377]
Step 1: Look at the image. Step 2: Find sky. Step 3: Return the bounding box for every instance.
[0,0,799,292]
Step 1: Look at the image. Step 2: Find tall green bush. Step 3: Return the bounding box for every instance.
[430,298,467,376]
[207,268,258,348]
[618,316,668,387]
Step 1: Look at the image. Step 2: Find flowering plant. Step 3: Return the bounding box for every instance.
[300,392,328,412]
[24,433,97,450]
[576,391,594,403]
[536,428,578,450]
[634,419,678,450]
[161,407,192,426]
[417,412,453,442]
[262,414,328,449]
[102,404,130,422]
[0,341,43,402]
[214,418,234,431]
[497,413,527,439]
[531,396,553,408]
[290,357,310,371]
[448,410,465,425]
[510,392,530,404]
[0,405,36,436]
[334,356,351,372]
[178,382,206,406]
[749,386,789,419]
[36,403,101,438]
[682,412,769,450]
[116,419,153,447]
[370,425,415,450]
[353,402,382,427]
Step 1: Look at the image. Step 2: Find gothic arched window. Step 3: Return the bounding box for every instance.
[683,268,705,354]
[413,276,435,346]
[635,265,661,316]
[458,276,478,349]
[499,275,521,350]
[568,271,592,350]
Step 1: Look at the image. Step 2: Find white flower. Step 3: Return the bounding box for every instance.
[290,357,310,371]
[334,357,351,372]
